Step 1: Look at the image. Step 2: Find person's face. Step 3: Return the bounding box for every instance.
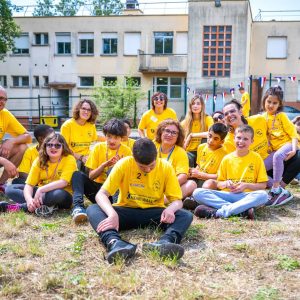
[46,138,63,160]
[106,133,122,150]
[295,121,300,134]
[207,131,223,150]
[153,94,165,109]
[212,113,225,124]
[136,160,156,173]
[124,123,131,137]
[0,89,8,111]
[264,95,280,115]
[161,124,179,146]
[234,131,253,151]
[191,99,202,114]
[79,102,92,121]
[223,104,242,128]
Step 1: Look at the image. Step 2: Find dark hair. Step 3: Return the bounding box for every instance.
[209,123,228,140]
[121,118,132,129]
[72,99,99,123]
[151,92,168,110]
[133,138,157,165]
[155,119,185,147]
[262,86,284,112]
[235,124,254,139]
[212,110,224,117]
[103,118,127,137]
[33,124,54,142]
[223,99,248,125]
[239,86,245,91]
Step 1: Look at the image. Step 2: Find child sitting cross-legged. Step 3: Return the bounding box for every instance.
[192,125,268,220]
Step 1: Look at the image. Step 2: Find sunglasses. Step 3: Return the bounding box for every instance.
[46,143,62,149]
[213,115,224,122]
[80,107,91,112]
[224,109,237,117]
[154,96,165,101]
[0,96,7,102]
[163,128,179,137]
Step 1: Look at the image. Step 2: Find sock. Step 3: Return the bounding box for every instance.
[271,186,281,194]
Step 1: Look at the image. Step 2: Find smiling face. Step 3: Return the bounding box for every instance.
[223,104,243,128]
[234,131,253,151]
[161,124,179,147]
[46,138,63,162]
[0,89,8,111]
[153,94,166,110]
[79,101,92,121]
[264,95,280,115]
[191,98,202,114]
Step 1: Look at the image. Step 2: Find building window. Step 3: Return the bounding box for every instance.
[34,33,48,45]
[125,76,141,87]
[34,76,39,87]
[13,33,29,54]
[153,77,185,100]
[79,76,94,87]
[102,33,118,55]
[0,76,7,87]
[124,32,141,55]
[202,25,232,77]
[103,76,117,86]
[154,32,173,54]
[78,33,94,55]
[12,76,29,87]
[56,32,71,55]
[267,37,287,59]
[43,76,49,87]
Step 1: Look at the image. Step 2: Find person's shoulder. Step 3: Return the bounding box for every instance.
[142,109,153,117]
[248,114,266,123]
[1,108,14,117]
[63,154,77,163]
[119,143,132,154]
[215,145,227,155]
[174,144,187,155]
[165,107,177,115]
[197,143,207,152]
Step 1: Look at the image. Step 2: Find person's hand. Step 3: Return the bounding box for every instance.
[97,214,119,233]
[230,182,248,193]
[26,197,40,212]
[106,155,120,167]
[183,134,192,150]
[285,150,296,161]
[0,139,15,158]
[1,159,18,178]
[33,188,44,206]
[160,208,175,224]
[81,155,88,164]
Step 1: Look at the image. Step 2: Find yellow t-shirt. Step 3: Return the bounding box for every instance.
[26,155,77,195]
[60,118,98,156]
[0,108,27,141]
[263,112,298,151]
[121,138,135,151]
[196,143,227,174]
[85,142,132,184]
[102,156,182,209]
[155,142,189,176]
[241,92,250,117]
[18,145,39,174]
[181,116,213,151]
[218,151,268,192]
[138,108,177,140]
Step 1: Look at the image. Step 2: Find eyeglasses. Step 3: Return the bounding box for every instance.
[154,96,166,101]
[0,96,7,102]
[163,128,179,137]
[80,107,91,112]
[46,143,62,149]
[213,114,224,122]
[224,109,237,117]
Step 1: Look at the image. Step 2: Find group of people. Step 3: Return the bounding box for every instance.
[0,84,299,264]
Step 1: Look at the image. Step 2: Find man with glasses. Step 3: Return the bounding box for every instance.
[0,86,32,191]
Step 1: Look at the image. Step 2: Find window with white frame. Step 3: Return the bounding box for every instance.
[124,32,141,55]
[12,76,29,87]
[78,33,94,55]
[102,33,118,55]
[34,33,49,45]
[176,32,188,54]
[153,77,185,99]
[56,32,71,55]
[0,76,7,87]
[13,33,29,54]
[103,76,117,86]
[267,37,287,58]
[154,32,173,54]
[79,76,94,87]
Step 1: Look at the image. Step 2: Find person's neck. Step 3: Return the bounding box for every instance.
[155,107,164,114]
[161,143,174,153]
[122,136,129,141]
[235,149,249,157]
[76,118,86,125]
[193,113,201,120]
[49,156,61,163]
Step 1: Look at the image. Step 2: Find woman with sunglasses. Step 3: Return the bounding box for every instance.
[155,119,196,199]
[138,92,177,140]
[0,133,77,216]
[212,111,225,124]
[61,99,99,170]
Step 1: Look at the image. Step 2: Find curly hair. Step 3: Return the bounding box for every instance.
[72,99,99,124]
[155,119,185,147]
[39,133,73,169]
[151,92,168,110]
[262,86,284,113]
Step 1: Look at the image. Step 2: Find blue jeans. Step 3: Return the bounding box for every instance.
[193,188,268,218]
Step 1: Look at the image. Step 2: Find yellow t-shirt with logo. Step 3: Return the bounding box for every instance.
[121,138,135,151]
[26,155,77,195]
[218,151,268,192]
[60,118,98,156]
[241,92,250,117]
[18,145,39,174]
[155,142,189,176]
[0,108,27,141]
[85,142,132,184]
[102,156,182,209]
[138,108,177,140]
[263,112,298,151]
[181,116,213,152]
[196,143,227,174]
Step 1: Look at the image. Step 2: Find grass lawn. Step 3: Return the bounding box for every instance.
[0,185,299,299]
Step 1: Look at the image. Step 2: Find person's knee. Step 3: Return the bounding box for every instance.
[202,179,217,189]
[192,187,205,199]
[9,143,27,159]
[71,170,84,182]
[86,203,100,217]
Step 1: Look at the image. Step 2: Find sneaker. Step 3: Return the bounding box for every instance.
[106,239,137,264]
[274,190,294,206]
[194,205,217,218]
[72,206,87,224]
[239,208,255,220]
[35,205,57,217]
[183,197,199,211]
[142,240,184,260]
[289,178,299,185]
[265,187,283,206]
[0,201,21,213]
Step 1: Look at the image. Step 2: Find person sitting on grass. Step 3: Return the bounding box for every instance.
[0,133,77,216]
[86,138,193,264]
[192,125,268,220]
[71,118,132,224]
[121,118,136,150]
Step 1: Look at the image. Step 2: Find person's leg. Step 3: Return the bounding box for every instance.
[187,151,197,168]
[5,184,27,203]
[202,179,218,189]
[181,180,197,198]
[282,150,300,186]
[43,189,73,209]
[11,177,26,185]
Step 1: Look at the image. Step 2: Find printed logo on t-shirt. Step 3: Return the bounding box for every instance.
[150,116,158,122]
[152,180,160,192]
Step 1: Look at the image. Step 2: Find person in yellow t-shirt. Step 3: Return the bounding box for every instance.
[238,87,250,117]
[0,86,32,190]
[121,118,136,150]
[86,138,193,263]
[138,92,177,140]
[0,133,77,216]
[192,125,268,219]
[181,94,213,167]
[291,116,300,184]
[71,118,132,224]
[61,99,99,171]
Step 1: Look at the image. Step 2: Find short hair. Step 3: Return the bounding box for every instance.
[209,123,228,140]
[239,86,245,91]
[262,86,284,112]
[151,92,168,110]
[211,110,224,117]
[235,124,254,139]
[72,99,99,124]
[121,118,132,129]
[103,118,127,137]
[133,138,157,165]
[33,124,54,141]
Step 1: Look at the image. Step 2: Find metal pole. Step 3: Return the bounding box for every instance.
[213,79,216,112]
[269,73,272,88]
[38,95,41,121]
[184,84,187,116]
[148,90,151,110]
[249,75,252,115]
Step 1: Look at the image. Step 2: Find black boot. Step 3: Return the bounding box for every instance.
[106,239,137,264]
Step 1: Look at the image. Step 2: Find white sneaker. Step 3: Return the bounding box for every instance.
[35,205,57,217]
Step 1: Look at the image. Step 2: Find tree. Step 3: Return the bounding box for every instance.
[55,0,83,16]
[0,0,21,61]
[33,0,55,16]
[91,0,124,16]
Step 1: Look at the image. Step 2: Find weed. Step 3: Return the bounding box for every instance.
[55,259,81,271]
[224,264,236,272]
[232,243,250,253]
[15,262,35,274]
[43,274,64,291]
[277,255,300,271]
[6,210,29,228]
[28,238,45,257]
[11,244,27,257]
[253,287,279,300]
[225,228,245,235]
[41,222,60,231]
[0,242,10,254]
[1,282,22,296]
[69,272,88,286]
[70,233,87,255]
[185,223,206,239]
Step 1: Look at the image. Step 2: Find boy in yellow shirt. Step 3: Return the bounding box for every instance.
[121,119,136,150]
[239,86,250,117]
[192,125,268,219]
[71,118,132,224]
[86,138,193,263]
